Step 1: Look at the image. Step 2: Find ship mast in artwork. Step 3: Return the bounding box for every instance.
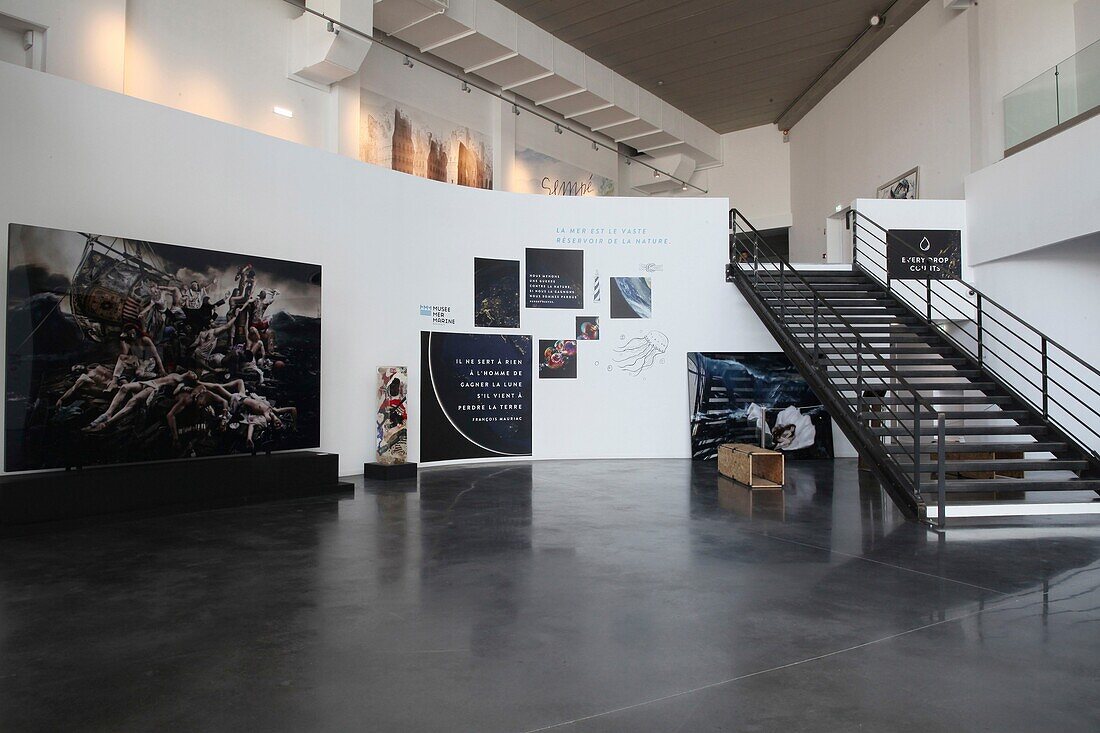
[69,234,174,342]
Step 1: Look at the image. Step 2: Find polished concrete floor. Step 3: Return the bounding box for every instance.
[1,459,1099,732]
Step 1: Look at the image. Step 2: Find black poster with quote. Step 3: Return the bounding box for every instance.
[886,229,961,279]
[420,331,532,462]
[525,248,583,309]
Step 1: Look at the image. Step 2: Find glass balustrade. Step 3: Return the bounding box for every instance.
[1004,38,1100,152]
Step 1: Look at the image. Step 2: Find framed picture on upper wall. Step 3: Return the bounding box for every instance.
[5,224,322,472]
[877,167,919,199]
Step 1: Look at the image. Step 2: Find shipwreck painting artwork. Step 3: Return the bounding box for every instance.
[5,224,322,471]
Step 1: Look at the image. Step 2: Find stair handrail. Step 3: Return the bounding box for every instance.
[730,209,949,520]
[730,210,936,411]
[849,210,1100,462]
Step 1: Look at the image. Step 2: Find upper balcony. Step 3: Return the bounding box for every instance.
[1004,37,1100,157]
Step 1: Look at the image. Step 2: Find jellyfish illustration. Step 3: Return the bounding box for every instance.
[613,331,669,375]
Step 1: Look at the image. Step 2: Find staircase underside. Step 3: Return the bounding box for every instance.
[729,265,1100,524]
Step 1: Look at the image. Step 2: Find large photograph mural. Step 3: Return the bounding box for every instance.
[420,331,532,462]
[5,224,322,471]
[688,352,833,461]
[511,146,615,197]
[359,89,493,190]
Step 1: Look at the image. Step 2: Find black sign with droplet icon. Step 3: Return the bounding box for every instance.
[886,229,962,279]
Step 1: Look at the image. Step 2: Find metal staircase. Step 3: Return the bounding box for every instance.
[727,209,1100,525]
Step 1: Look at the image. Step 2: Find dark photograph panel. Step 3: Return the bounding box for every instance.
[525,248,583,309]
[609,276,652,319]
[576,316,599,340]
[473,257,520,328]
[687,352,834,461]
[5,224,322,471]
[539,339,578,379]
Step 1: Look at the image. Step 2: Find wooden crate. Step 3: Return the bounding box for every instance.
[718,443,784,489]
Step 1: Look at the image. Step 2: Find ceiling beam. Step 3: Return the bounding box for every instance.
[775,0,931,132]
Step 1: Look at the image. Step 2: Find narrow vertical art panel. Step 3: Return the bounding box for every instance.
[377,366,408,465]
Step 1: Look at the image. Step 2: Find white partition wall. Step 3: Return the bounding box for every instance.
[0,63,782,473]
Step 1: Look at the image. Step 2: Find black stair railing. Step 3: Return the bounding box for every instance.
[729,209,949,524]
[849,211,1100,468]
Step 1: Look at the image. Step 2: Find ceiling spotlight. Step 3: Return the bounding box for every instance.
[625,159,631,166]
[592,141,599,151]
[682,183,688,191]
[461,81,471,93]
[653,170,660,178]
[403,55,414,68]
[513,104,520,116]
[869,14,882,27]
[554,124,563,134]
[327,20,339,35]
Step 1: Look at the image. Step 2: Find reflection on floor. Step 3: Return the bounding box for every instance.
[1,459,1099,731]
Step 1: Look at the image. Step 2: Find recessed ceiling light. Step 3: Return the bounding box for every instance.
[273,106,294,118]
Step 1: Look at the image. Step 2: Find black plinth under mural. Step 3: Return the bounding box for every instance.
[0,451,351,530]
[363,462,418,481]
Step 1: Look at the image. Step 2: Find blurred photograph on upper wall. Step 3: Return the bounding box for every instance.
[510,146,615,197]
[877,167,919,199]
[359,89,493,190]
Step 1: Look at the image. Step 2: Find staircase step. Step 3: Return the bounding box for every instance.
[763,294,892,301]
[774,288,882,296]
[859,410,1033,421]
[781,286,879,294]
[787,325,932,338]
[801,306,910,314]
[903,458,1088,471]
[872,425,1049,436]
[830,369,988,379]
[789,326,932,334]
[919,479,1100,493]
[838,381,999,392]
[854,395,1017,405]
[821,357,969,366]
[811,345,958,354]
[788,271,863,277]
[885,441,1068,453]
[764,297,895,307]
[783,310,928,319]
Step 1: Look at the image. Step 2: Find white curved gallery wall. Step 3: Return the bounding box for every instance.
[0,63,803,473]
